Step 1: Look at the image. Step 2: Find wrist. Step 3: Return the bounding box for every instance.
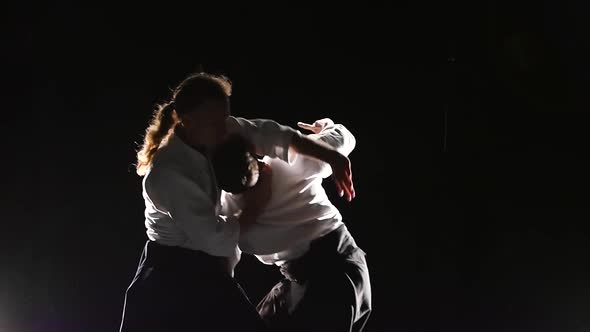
[323,148,342,166]
[291,132,339,164]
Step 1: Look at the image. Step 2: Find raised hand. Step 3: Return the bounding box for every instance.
[297,118,334,134]
[328,151,355,201]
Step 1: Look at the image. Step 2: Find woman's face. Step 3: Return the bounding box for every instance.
[181,98,231,146]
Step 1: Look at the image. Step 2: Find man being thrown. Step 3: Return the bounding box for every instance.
[213,118,372,332]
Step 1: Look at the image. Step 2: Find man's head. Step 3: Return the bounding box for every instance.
[212,134,260,194]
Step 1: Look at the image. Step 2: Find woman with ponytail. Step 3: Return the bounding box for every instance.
[119,72,355,332]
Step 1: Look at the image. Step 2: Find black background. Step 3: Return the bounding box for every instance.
[16,1,590,331]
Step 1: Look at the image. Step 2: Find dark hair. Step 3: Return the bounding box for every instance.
[212,134,259,194]
[136,72,232,175]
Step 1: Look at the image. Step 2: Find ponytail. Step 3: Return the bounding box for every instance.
[136,72,233,175]
[135,101,177,176]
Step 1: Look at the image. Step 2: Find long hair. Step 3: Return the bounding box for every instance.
[135,72,232,176]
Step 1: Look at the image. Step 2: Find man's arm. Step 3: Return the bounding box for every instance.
[293,119,356,200]
[301,120,356,157]
[228,116,355,201]
[227,117,294,162]
[145,167,240,257]
[220,192,259,233]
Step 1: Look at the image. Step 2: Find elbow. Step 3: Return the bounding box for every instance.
[336,124,356,156]
[348,132,357,152]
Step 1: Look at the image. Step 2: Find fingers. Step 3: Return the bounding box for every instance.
[329,154,356,201]
[339,180,352,201]
[335,181,344,198]
[343,173,355,201]
[343,168,355,201]
[297,122,314,130]
[333,170,355,201]
[297,121,323,134]
[341,178,352,201]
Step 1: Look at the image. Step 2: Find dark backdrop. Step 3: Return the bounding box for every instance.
[15,1,590,331]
